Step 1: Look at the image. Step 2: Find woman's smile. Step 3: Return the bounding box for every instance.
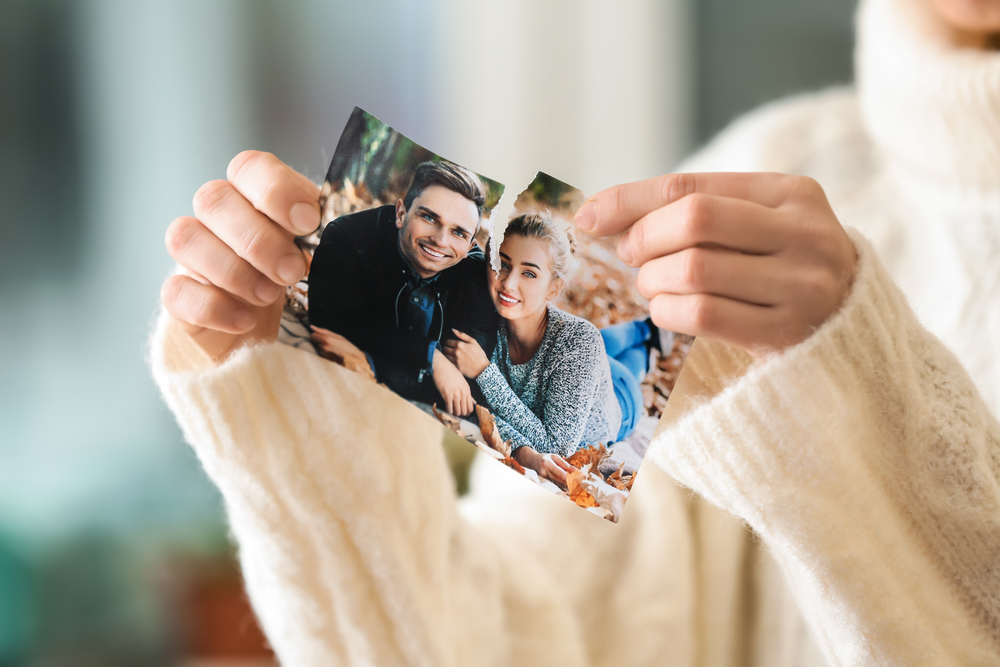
[496,290,520,308]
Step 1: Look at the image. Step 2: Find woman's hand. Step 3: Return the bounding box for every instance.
[309,326,376,382]
[161,151,321,361]
[442,329,491,378]
[513,446,575,488]
[574,172,857,359]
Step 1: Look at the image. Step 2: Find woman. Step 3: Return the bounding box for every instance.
[153,0,1000,663]
[443,213,623,485]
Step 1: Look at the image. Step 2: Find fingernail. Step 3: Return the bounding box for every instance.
[617,232,633,264]
[254,278,282,303]
[575,200,597,231]
[277,252,305,284]
[289,201,319,235]
[233,308,255,331]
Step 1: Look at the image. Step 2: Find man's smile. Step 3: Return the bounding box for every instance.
[419,242,450,260]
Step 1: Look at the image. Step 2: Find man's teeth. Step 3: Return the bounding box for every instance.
[422,245,445,258]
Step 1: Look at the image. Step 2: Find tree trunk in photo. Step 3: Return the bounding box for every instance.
[324,106,368,186]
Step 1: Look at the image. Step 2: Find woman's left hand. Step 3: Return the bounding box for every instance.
[513,446,575,488]
[442,329,491,379]
[574,172,858,359]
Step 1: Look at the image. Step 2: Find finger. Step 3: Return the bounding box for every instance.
[193,179,307,286]
[552,456,575,472]
[161,274,256,334]
[452,329,475,342]
[227,151,321,236]
[442,340,459,352]
[576,172,797,237]
[648,292,792,355]
[309,335,332,354]
[166,216,282,306]
[545,462,569,486]
[636,248,790,307]
[310,325,347,342]
[617,194,788,266]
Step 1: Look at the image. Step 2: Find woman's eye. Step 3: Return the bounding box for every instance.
[523,271,536,279]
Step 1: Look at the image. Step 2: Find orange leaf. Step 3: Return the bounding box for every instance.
[432,403,464,435]
[504,455,526,475]
[626,470,638,491]
[566,469,598,508]
[565,443,607,471]
[475,405,511,458]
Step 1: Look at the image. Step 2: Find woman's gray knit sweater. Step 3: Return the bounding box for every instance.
[475,306,622,456]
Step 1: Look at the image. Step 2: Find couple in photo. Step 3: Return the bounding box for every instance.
[308,161,663,484]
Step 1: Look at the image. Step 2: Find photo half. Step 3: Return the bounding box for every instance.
[279,107,693,523]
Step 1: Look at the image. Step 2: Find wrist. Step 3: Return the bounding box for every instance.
[512,446,536,468]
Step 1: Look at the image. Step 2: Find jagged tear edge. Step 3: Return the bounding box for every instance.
[486,171,540,275]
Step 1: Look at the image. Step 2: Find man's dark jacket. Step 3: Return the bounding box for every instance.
[308,204,498,405]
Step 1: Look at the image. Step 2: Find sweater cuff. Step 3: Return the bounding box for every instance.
[474,363,505,404]
[149,309,217,376]
[645,228,913,523]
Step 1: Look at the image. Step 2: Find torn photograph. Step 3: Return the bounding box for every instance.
[279,107,693,522]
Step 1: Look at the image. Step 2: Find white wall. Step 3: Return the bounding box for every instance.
[430,0,693,197]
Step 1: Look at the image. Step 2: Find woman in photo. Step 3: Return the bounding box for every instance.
[444,212,637,486]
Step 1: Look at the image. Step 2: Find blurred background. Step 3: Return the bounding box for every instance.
[0,0,855,664]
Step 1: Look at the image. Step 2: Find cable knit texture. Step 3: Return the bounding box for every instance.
[149,0,1000,664]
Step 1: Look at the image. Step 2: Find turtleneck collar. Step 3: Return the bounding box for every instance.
[856,0,1000,190]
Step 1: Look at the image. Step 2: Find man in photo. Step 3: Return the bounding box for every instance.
[307,160,499,416]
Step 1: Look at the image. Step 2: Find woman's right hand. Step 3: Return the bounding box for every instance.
[161,151,321,361]
[442,329,491,378]
[513,446,575,488]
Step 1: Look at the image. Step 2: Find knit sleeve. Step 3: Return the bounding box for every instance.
[475,324,605,457]
[147,309,693,666]
[646,229,1000,665]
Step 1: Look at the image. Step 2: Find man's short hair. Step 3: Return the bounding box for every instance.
[403,161,488,218]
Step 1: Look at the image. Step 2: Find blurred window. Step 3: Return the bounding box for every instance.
[0,0,83,285]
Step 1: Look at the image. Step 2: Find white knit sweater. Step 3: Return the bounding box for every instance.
[149,0,1000,664]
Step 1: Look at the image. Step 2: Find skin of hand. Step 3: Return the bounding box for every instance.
[309,326,376,382]
[512,447,574,488]
[161,151,320,362]
[574,172,857,359]
[441,329,490,379]
[432,349,475,416]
